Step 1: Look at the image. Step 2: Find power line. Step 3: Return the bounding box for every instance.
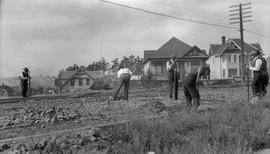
[245,29,270,38]
[95,0,270,39]
[96,0,238,30]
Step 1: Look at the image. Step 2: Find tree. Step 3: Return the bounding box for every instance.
[99,57,109,74]
[110,58,120,75]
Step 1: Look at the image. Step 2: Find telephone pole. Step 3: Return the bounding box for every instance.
[229,2,252,102]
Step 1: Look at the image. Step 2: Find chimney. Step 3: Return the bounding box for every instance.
[222,36,226,45]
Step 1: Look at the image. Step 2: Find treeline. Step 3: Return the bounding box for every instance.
[65,55,144,76]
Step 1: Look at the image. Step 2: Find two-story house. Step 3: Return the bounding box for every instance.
[207,36,262,79]
[143,37,209,80]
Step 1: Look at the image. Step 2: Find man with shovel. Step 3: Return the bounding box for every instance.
[182,65,210,111]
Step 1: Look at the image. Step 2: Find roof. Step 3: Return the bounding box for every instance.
[144,50,156,62]
[144,37,207,62]
[0,85,14,94]
[150,37,192,59]
[57,70,103,80]
[209,38,262,56]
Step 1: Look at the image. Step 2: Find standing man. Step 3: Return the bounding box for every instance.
[113,65,132,101]
[166,55,179,100]
[249,50,269,99]
[182,65,210,111]
[19,67,31,97]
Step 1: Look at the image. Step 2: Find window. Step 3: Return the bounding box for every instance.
[228,69,237,78]
[239,55,242,63]
[156,64,162,76]
[239,69,242,76]
[86,79,90,85]
[71,79,75,86]
[234,55,237,63]
[222,56,225,63]
[79,79,83,86]
[223,69,226,78]
[228,55,231,63]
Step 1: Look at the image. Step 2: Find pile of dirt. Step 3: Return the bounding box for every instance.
[140,99,167,113]
[0,107,80,130]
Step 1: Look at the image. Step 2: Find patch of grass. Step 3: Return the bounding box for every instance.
[107,103,270,154]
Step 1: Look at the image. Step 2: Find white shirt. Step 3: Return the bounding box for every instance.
[249,56,262,71]
[117,68,132,78]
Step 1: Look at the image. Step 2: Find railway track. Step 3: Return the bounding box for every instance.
[0,115,165,144]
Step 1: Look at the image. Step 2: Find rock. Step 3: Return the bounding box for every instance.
[90,136,96,142]
[40,125,46,128]
[36,138,48,150]
[60,142,68,150]
[35,120,40,124]
[0,143,11,151]
[46,108,55,115]
[50,116,57,123]
[74,119,81,124]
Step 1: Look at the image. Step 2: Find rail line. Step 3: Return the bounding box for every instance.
[0,115,165,144]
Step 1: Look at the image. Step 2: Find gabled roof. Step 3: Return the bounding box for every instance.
[209,38,262,56]
[144,37,207,62]
[150,37,192,59]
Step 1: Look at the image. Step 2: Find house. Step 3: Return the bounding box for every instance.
[0,83,15,97]
[207,36,262,79]
[55,69,103,93]
[143,37,209,80]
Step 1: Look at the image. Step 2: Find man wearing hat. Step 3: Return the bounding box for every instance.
[249,50,269,99]
[19,67,31,97]
[166,55,179,100]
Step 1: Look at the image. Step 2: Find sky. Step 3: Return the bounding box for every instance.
[0,0,269,77]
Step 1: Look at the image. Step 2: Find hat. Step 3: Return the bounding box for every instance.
[170,54,177,59]
[23,67,29,72]
[249,50,261,56]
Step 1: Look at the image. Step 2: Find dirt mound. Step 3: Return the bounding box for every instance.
[141,99,167,113]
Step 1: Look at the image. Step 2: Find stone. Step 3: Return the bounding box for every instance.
[74,119,81,124]
[0,143,11,151]
[36,138,48,150]
[90,136,96,142]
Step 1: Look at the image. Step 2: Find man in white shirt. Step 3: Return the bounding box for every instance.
[113,65,132,101]
[166,55,179,100]
[249,50,269,98]
[19,67,31,97]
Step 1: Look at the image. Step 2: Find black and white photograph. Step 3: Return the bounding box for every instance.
[0,0,270,153]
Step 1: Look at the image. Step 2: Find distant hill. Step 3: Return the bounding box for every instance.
[0,76,56,88]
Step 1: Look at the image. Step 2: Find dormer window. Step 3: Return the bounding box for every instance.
[228,44,235,49]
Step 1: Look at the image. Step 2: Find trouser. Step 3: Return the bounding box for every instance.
[260,73,269,96]
[21,80,28,97]
[251,73,269,97]
[183,82,200,110]
[113,73,131,100]
[168,71,178,100]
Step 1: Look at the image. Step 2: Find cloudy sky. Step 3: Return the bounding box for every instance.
[0,0,269,77]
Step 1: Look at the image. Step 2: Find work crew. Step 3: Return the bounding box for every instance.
[249,50,269,99]
[166,55,179,100]
[113,65,132,101]
[19,67,31,97]
[182,65,210,111]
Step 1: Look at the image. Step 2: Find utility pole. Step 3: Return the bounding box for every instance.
[229,3,252,102]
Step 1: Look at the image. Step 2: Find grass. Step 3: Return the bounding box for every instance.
[106,102,270,154]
